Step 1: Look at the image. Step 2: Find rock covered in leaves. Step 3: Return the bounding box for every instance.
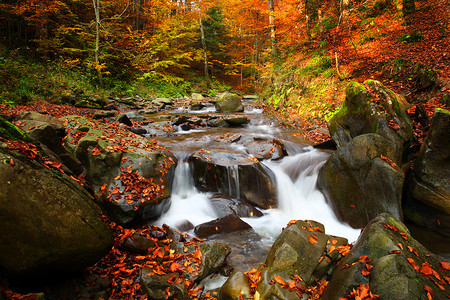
[215,93,244,113]
[328,80,413,162]
[62,115,176,225]
[317,133,404,228]
[405,108,450,236]
[322,213,450,300]
[221,220,351,299]
[0,119,113,279]
[188,149,277,209]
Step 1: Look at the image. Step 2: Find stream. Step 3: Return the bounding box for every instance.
[138,100,361,280]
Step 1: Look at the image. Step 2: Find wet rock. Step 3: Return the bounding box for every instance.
[172,115,189,125]
[140,270,189,300]
[328,80,413,163]
[190,102,205,110]
[318,133,404,228]
[194,214,253,238]
[74,100,101,109]
[224,116,249,127]
[219,270,252,300]
[405,108,450,236]
[17,111,66,138]
[0,124,113,279]
[215,94,244,113]
[115,113,133,127]
[189,150,277,209]
[129,127,147,135]
[208,118,229,127]
[208,193,263,218]
[322,213,450,300]
[244,138,287,160]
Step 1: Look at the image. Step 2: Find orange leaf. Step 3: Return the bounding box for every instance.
[397,243,404,250]
[424,285,433,300]
[308,235,318,245]
[274,276,286,286]
[407,258,420,272]
[331,239,338,245]
[441,261,450,270]
[420,263,433,276]
[400,232,409,240]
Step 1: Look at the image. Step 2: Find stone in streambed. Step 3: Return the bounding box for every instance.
[219,270,252,300]
[194,214,253,238]
[215,94,244,113]
[189,150,277,209]
[208,193,263,218]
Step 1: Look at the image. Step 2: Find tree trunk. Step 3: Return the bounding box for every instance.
[199,18,210,87]
[92,0,103,85]
[268,0,277,59]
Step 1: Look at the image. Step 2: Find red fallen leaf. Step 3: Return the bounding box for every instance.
[420,263,433,276]
[308,235,318,245]
[169,262,182,273]
[274,276,286,286]
[194,248,202,260]
[397,243,404,250]
[424,285,433,300]
[441,261,450,270]
[443,275,450,284]
[359,255,372,264]
[331,239,338,245]
[9,158,14,166]
[27,126,35,130]
[287,220,298,226]
[400,232,409,240]
[92,146,102,156]
[383,223,399,232]
[361,268,371,276]
[407,258,420,272]
[407,246,419,256]
[390,250,402,254]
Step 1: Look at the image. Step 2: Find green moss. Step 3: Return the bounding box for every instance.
[436,107,450,114]
[0,117,34,142]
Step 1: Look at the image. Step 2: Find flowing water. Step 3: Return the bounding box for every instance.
[150,101,361,272]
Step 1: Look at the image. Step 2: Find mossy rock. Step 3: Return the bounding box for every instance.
[323,213,450,300]
[215,93,244,112]
[0,117,34,142]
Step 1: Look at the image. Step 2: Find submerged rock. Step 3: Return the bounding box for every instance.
[194,214,253,238]
[208,193,263,218]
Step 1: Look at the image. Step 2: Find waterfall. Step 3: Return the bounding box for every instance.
[226,165,240,199]
[243,149,361,243]
[154,159,217,228]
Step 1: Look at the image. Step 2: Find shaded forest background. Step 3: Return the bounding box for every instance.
[0,0,449,121]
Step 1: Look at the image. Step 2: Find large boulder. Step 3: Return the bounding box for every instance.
[0,120,113,280]
[317,133,404,228]
[328,80,413,163]
[17,112,84,175]
[62,116,176,225]
[215,93,244,113]
[405,108,450,236]
[322,213,450,300]
[188,150,277,209]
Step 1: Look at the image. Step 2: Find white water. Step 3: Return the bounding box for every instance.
[155,149,361,244]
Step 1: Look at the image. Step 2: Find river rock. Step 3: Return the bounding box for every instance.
[405,108,450,236]
[322,213,450,300]
[0,120,113,279]
[194,214,253,238]
[317,133,404,228]
[223,116,249,127]
[93,110,115,119]
[207,118,229,127]
[190,103,205,110]
[16,111,66,138]
[115,113,133,127]
[152,98,174,109]
[215,93,244,113]
[208,193,263,218]
[328,80,413,163]
[62,115,176,225]
[244,138,287,160]
[191,93,204,101]
[188,150,277,209]
[219,270,252,300]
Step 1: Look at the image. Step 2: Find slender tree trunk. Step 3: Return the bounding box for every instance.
[199,18,210,88]
[92,0,103,85]
[268,0,277,59]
